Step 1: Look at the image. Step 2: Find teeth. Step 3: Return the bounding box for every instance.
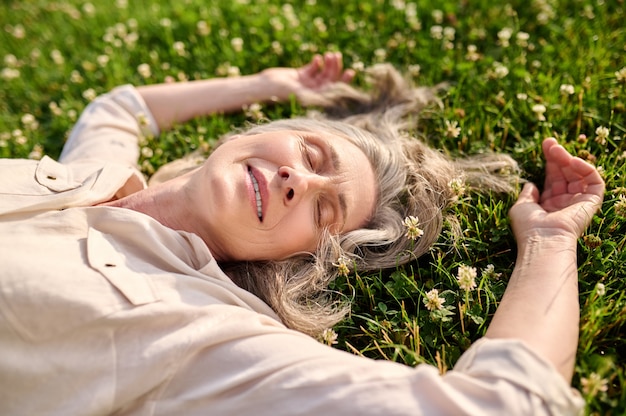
[249,170,263,221]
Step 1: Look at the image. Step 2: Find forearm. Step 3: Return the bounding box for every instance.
[136,71,285,131]
[485,235,580,382]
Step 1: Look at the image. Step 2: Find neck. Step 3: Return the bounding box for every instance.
[98,176,190,234]
[97,173,230,262]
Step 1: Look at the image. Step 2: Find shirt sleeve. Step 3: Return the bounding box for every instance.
[153,309,584,416]
[59,85,160,167]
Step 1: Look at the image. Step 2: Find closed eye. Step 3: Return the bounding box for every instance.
[314,195,336,230]
[297,135,344,231]
[299,137,322,173]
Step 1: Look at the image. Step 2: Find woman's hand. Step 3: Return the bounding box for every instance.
[488,138,604,382]
[261,52,355,105]
[509,138,605,243]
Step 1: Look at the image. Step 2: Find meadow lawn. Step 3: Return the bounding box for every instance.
[1,0,625,413]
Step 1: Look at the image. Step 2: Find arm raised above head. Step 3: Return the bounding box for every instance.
[136,51,355,131]
[485,138,605,382]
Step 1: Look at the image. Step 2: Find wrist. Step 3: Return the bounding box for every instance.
[258,68,297,102]
[515,227,580,246]
[515,233,579,260]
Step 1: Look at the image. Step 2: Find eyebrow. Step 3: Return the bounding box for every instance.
[327,143,348,227]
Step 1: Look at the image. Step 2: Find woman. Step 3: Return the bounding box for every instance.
[0,52,603,415]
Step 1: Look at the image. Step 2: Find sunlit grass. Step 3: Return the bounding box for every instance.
[1,0,625,413]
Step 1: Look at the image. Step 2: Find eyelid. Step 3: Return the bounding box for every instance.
[299,137,322,172]
[299,139,314,171]
[298,136,338,230]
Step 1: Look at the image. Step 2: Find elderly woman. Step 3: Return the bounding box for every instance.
[0,53,603,415]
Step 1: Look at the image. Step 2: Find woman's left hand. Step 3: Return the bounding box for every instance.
[509,138,605,243]
[261,52,355,105]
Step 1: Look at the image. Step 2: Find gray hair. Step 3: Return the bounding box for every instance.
[151,64,520,337]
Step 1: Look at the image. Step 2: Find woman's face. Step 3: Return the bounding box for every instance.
[187,129,377,262]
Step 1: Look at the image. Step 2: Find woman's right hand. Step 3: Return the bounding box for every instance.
[509,138,605,244]
[260,52,355,106]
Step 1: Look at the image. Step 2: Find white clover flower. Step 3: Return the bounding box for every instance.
[4,54,18,67]
[391,0,405,10]
[97,54,110,67]
[408,64,421,77]
[516,31,530,47]
[313,17,327,32]
[48,101,62,116]
[616,67,626,83]
[456,264,477,291]
[271,41,283,55]
[227,66,241,77]
[430,25,443,40]
[465,44,481,62]
[244,103,264,121]
[21,113,36,127]
[615,195,626,217]
[141,147,153,158]
[173,41,186,56]
[402,216,424,240]
[124,32,138,47]
[431,9,444,24]
[532,104,547,121]
[448,177,467,197]
[595,126,610,144]
[137,63,151,78]
[50,49,64,65]
[320,328,338,345]
[333,256,350,277]
[481,264,502,280]
[374,48,387,62]
[443,26,455,41]
[136,112,150,127]
[497,27,513,47]
[559,84,575,95]
[28,144,43,160]
[580,372,609,397]
[11,24,25,39]
[595,283,606,297]
[231,37,244,53]
[445,120,461,138]
[197,21,210,36]
[70,70,84,84]
[423,289,445,311]
[82,3,96,15]
[492,62,509,79]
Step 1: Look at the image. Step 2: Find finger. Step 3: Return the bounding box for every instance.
[514,182,540,206]
[308,54,324,74]
[569,156,599,179]
[542,137,558,155]
[333,51,344,77]
[340,68,356,83]
[568,158,605,196]
[542,139,580,198]
[547,142,599,186]
[323,52,340,81]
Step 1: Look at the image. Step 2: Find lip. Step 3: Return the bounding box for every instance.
[246,165,268,222]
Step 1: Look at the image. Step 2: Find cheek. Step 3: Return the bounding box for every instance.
[270,212,318,257]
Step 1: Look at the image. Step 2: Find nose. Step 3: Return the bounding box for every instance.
[278,166,326,203]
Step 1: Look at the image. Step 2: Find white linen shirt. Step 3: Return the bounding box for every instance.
[0,86,584,415]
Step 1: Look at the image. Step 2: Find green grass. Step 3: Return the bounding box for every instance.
[1,0,625,413]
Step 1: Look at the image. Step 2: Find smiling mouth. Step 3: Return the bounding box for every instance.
[248,167,263,222]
